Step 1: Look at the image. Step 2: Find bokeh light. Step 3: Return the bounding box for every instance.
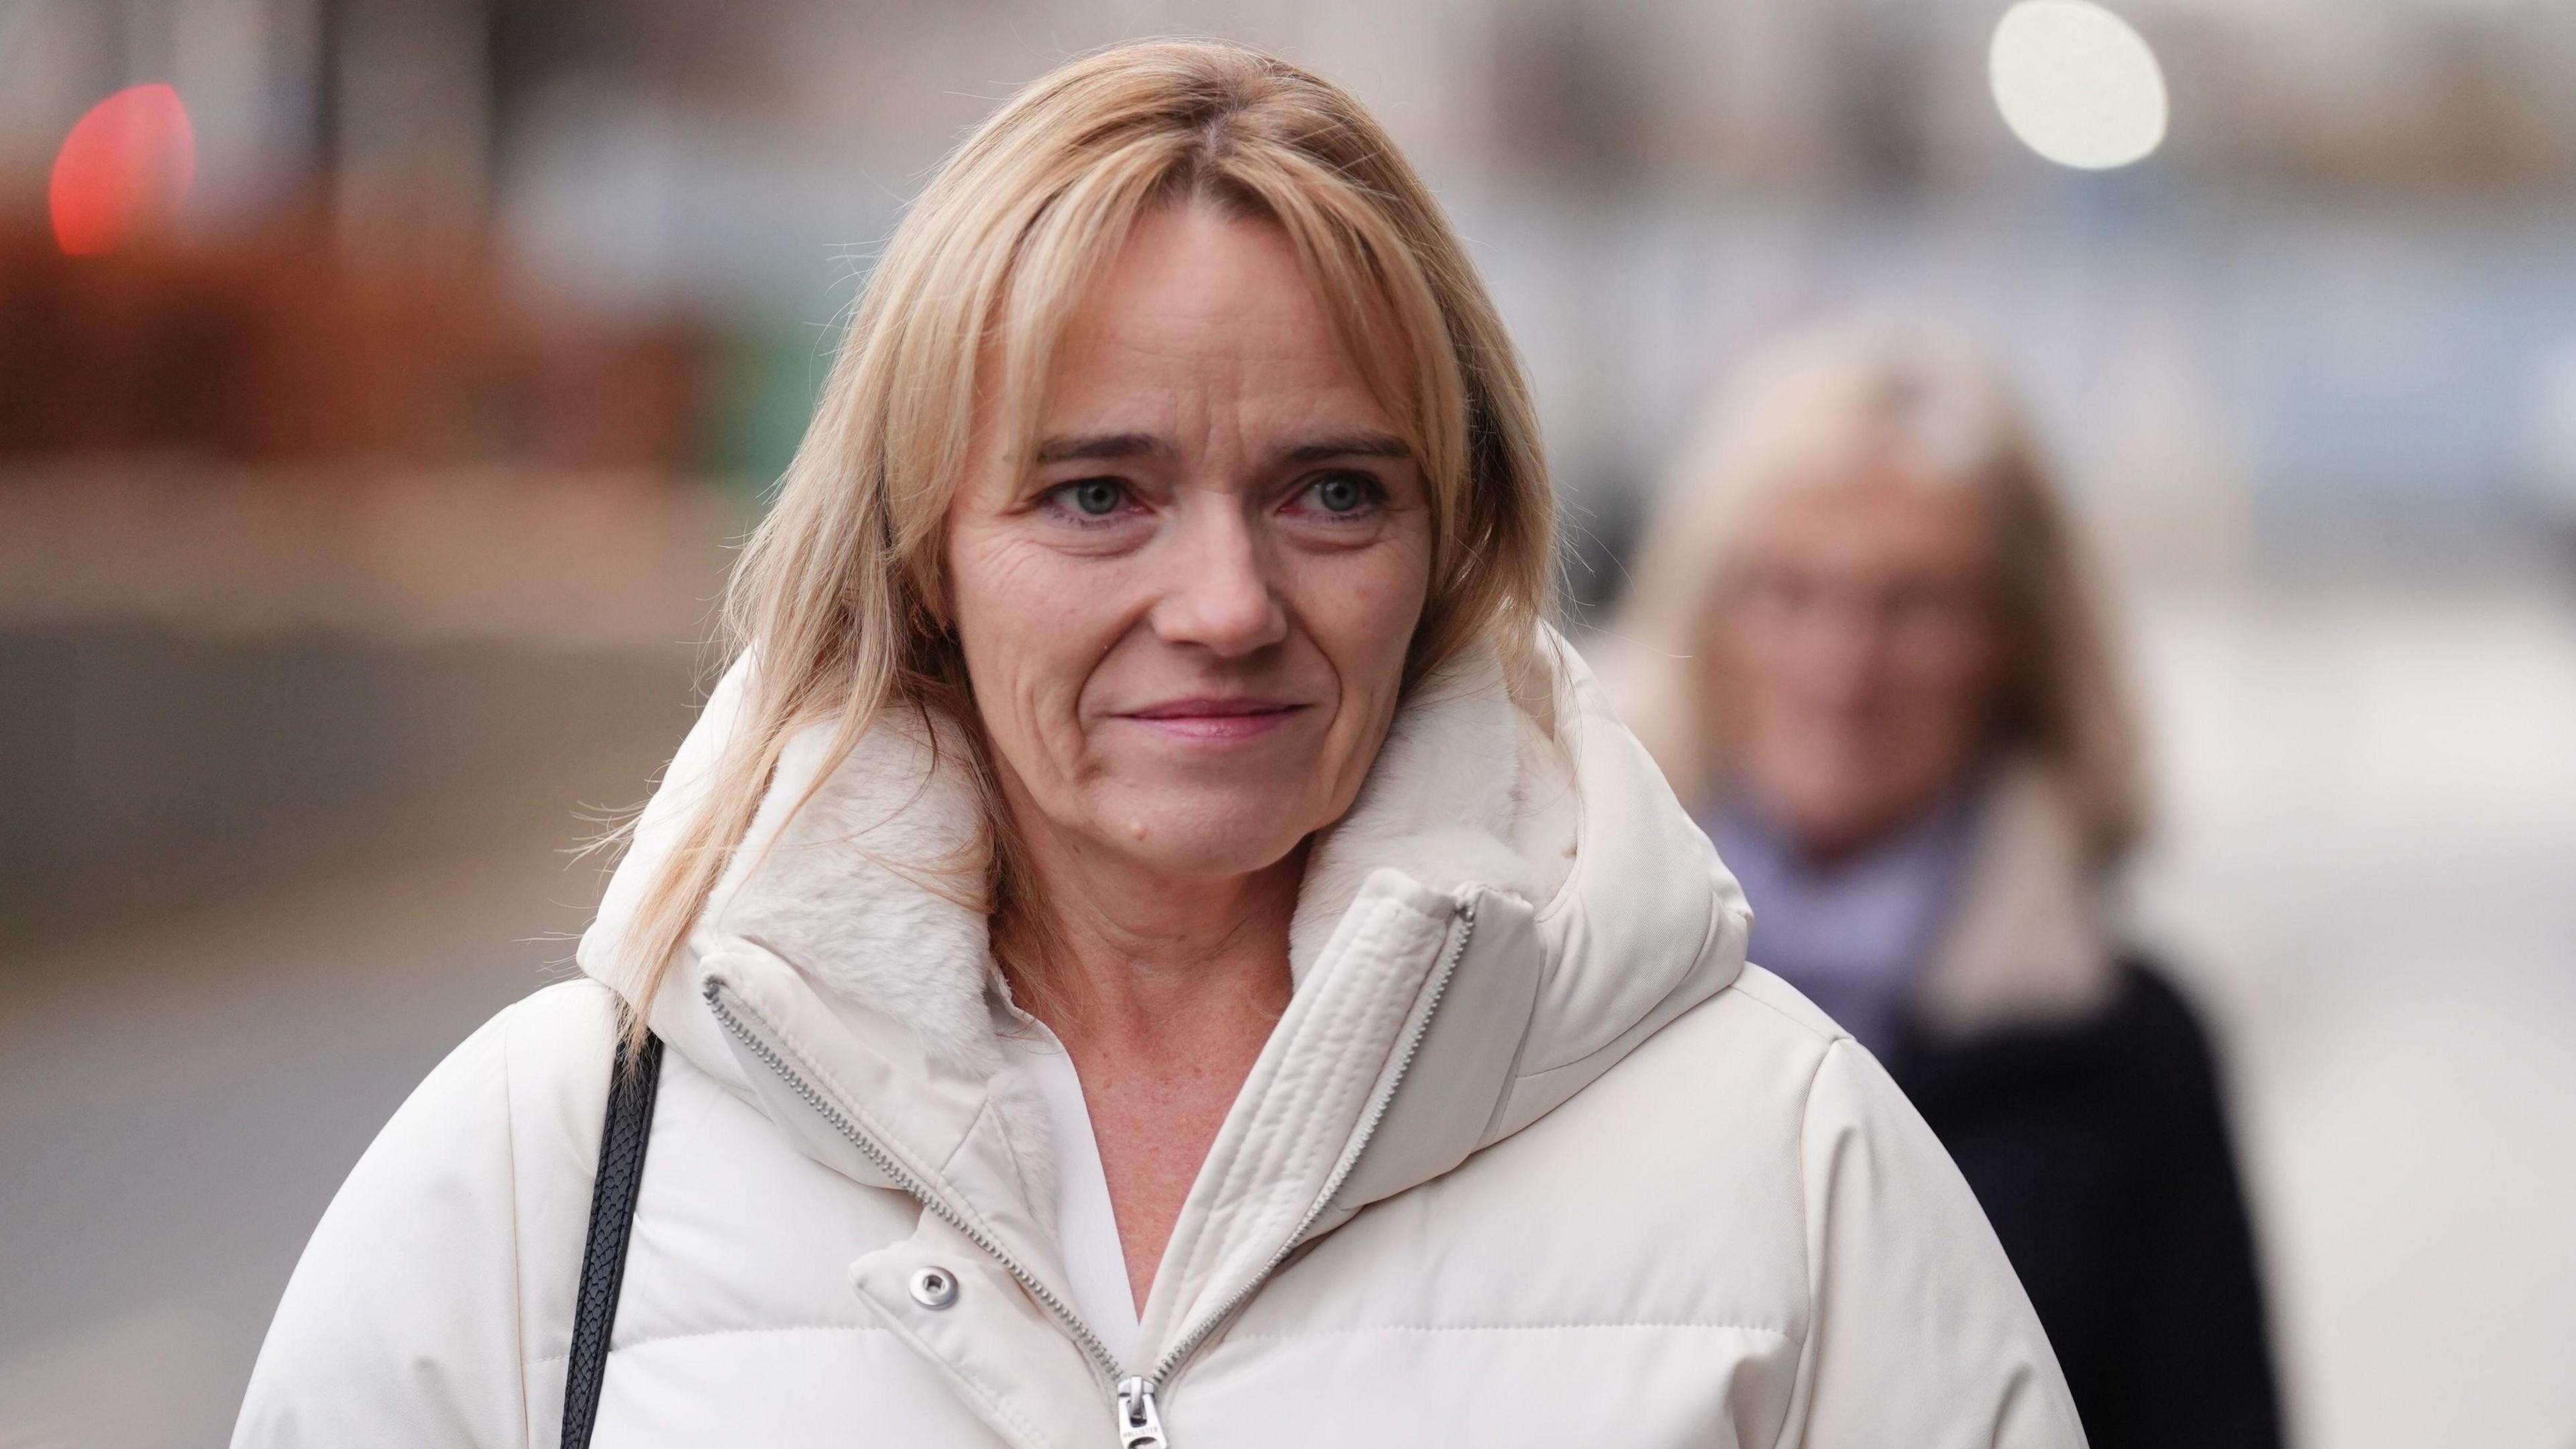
[1988,0,2167,171]
[49,84,198,257]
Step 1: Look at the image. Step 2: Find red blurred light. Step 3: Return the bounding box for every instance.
[50,83,198,258]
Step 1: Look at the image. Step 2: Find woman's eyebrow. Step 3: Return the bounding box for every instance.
[1277,432,1411,464]
[1034,431,1166,464]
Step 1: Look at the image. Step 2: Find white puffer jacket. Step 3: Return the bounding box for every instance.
[233,643,2084,1449]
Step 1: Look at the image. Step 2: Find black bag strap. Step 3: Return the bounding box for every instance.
[560,1024,663,1449]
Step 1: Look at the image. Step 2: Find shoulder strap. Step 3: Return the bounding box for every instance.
[560,1025,663,1449]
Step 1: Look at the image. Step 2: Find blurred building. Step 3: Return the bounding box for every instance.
[7,0,2575,573]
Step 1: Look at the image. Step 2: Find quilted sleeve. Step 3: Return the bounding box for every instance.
[231,983,614,1449]
[1780,1038,2088,1449]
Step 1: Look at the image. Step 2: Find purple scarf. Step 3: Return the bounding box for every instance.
[1701,780,1983,1059]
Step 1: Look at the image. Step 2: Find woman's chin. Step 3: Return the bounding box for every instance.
[1081,793,1319,884]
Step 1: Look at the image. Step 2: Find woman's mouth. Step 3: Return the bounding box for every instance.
[1116,698,1311,741]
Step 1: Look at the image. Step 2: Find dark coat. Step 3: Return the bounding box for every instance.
[1891,958,2284,1449]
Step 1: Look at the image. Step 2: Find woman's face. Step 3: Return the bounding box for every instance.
[945,203,1434,887]
[1713,472,2004,859]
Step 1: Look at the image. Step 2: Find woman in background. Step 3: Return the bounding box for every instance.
[1610,323,2283,1449]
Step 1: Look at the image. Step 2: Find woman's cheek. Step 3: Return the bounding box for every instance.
[1306,541,1428,744]
[955,537,1085,715]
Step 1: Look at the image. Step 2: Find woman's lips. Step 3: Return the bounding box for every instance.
[1116,699,1310,741]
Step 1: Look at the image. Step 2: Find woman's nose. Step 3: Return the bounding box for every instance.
[1148,508,1288,656]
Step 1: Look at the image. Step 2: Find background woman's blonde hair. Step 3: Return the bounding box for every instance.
[1611,319,2143,864]
[608,38,1555,1041]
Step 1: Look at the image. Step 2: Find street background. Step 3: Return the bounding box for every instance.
[3,2,2573,1444]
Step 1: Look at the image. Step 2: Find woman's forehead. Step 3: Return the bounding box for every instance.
[1743,472,1994,573]
[1009,206,1414,459]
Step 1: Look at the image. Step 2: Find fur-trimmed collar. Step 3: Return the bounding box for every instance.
[582,647,1562,1075]
[1911,759,2121,1040]
[576,629,1749,1350]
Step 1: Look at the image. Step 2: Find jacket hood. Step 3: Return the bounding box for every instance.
[1911,756,2121,1040]
[576,629,1749,1356]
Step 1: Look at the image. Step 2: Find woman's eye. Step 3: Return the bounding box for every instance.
[1046,478,1130,519]
[1302,473,1379,517]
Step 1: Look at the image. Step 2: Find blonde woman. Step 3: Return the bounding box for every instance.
[1609,322,2279,1449]
[235,48,2078,1448]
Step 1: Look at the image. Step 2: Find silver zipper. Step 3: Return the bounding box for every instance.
[1124,896,1479,1430]
[702,978,1128,1387]
[706,890,1477,1448]
[1115,1375,1167,1448]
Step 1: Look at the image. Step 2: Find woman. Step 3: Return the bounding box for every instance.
[1609,323,2282,1449]
[235,46,2080,1448]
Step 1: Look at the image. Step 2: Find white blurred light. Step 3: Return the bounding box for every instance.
[1988,0,2168,170]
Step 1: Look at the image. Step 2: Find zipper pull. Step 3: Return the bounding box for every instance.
[1116,1376,1167,1448]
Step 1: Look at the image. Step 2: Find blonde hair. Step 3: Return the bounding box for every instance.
[1612,320,2143,862]
[609,39,1554,1042]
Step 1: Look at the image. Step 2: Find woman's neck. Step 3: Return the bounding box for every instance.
[1004,826,1301,1044]
[998,817,1301,1310]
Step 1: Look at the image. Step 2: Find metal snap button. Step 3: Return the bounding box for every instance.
[908,1265,959,1309]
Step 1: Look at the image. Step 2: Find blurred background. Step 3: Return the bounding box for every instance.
[2,1,2572,1445]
